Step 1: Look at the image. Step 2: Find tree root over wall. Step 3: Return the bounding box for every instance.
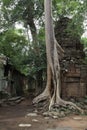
[33,0,84,116]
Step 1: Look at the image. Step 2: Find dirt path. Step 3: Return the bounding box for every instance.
[0,99,87,130]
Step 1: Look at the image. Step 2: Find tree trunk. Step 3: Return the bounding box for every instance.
[28,18,37,44]
[33,0,83,114]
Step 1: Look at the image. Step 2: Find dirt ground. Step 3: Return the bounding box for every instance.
[0,99,87,130]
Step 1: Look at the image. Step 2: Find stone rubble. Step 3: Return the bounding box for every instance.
[19,123,32,127]
[26,112,37,117]
[0,96,25,107]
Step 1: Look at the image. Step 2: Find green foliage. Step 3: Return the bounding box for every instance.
[0,0,87,78]
[0,29,28,72]
[81,37,87,63]
[2,0,13,6]
[53,0,87,17]
[22,28,46,77]
[81,37,87,48]
[53,0,87,37]
[1,0,87,35]
[0,0,44,29]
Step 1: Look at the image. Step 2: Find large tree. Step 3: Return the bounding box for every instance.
[0,0,87,110]
[33,0,83,113]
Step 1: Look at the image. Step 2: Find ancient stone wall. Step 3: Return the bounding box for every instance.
[55,17,87,98]
[61,64,87,98]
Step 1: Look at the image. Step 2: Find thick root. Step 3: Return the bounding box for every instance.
[33,88,50,104]
[49,97,84,114]
[63,100,84,114]
[49,92,56,111]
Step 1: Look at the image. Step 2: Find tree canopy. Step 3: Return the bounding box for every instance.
[0,0,87,75]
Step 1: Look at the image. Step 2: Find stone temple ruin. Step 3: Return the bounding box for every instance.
[55,17,87,99]
[0,55,25,99]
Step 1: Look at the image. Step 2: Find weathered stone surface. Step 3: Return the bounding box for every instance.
[19,124,32,127]
[52,116,58,119]
[62,82,86,98]
[26,113,37,117]
[32,119,39,122]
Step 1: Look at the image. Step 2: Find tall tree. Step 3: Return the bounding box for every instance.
[33,0,83,113]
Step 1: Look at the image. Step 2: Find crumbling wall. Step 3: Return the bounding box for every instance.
[61,64,87,98]
[55,17,87,98]
[0,56,7,92]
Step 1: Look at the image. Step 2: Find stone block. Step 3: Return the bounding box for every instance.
[61,82,86,98]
